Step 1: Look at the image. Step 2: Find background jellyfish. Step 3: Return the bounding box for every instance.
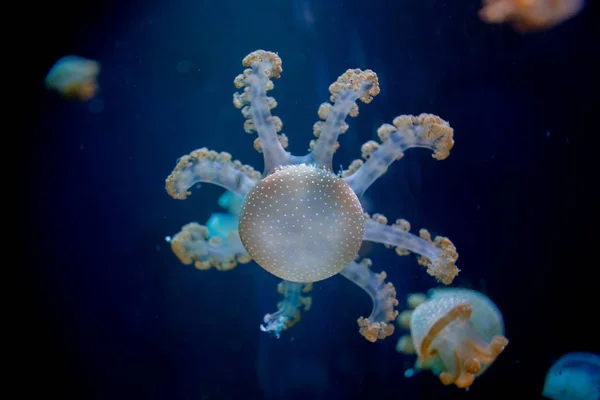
[44,55,100,101]
[396,288,508,389]
[479,0,586,33]
[542,352,600,400]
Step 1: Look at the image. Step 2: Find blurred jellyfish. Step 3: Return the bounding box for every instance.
[206,191,243,239]
[479,0,586,33]
[542,352,600,400]
[45,56,100,101]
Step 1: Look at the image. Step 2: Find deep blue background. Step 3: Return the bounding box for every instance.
[20,0,600,399]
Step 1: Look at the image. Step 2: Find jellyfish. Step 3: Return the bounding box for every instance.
[44,55,100,101]
[396,288,508,389]
[479,0,586,33]
[542,352,600,400]
[167,51,458,285]
[206,191,244,239]
[166,50,459,341]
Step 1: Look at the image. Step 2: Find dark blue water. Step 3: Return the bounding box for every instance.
[23,0,600,398]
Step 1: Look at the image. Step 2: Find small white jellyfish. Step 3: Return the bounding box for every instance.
[543,352,600,400]
[45,55,100,101]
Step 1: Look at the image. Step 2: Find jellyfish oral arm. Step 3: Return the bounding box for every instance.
[234,51,290,174]
[311,70,379,170]
[261,281,312,338]
[343,114,454,197]
[166,149,260,200]
[339,259,399,342]
[169,222,250,271]
[363,218,459,285]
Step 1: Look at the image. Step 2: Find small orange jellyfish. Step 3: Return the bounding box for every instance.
[44,56,100,101]
[408,288,509,389]
[479,0,586,33]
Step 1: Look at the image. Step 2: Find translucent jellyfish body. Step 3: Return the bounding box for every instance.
[409,288,508,389]
[238,163,365,283]
[44,56,100,101]
[543,352,600,400]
